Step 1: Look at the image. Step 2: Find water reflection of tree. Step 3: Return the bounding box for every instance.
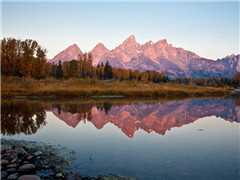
[51,103,94,123]
[96,102,113,115]
[1,101,47,136]
[51,101,114,123]
[234,95,240,106]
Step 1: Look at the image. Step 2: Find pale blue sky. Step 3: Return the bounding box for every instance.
[2,1,239,59]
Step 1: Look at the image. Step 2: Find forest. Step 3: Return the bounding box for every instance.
[1,38,166,83]
[1,38,240,88]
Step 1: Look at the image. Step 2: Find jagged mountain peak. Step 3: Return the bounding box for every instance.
[91,43,110,65]
[94,43,107,49]
[224,54,238,59]
[148,40,154,45]
[122,35,137,45]
[50,44,82,64]
[155,39,168,47]
[66,43,80,51]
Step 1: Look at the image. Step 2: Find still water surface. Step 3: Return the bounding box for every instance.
[1,98,239,180]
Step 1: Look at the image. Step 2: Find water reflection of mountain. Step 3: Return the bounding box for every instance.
[1,98,239,137]
[50,99,240,138]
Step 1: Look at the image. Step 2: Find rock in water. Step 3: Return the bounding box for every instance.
[27,155,34,160]
[1,171,8,179]
[15,147,28,156]
[18,175,41,180]
[7,150,19,159]
[18,164,35,172]
[2,153,13,162]
[33,151,42,156]
[7,173,19,180]
[7,163,19,168]
[56,172,64,178]
[1,159,9,165]
[67,172,82,180]
[6,168,17,173]
[1,146,12,153]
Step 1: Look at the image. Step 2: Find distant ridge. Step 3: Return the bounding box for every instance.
[49,35,239,78]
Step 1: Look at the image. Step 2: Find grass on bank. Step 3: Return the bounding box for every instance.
[1,76,233,98]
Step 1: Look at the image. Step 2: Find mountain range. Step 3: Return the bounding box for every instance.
[49,35,239,78]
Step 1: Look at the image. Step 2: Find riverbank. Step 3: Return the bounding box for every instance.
[1,76,232,98]
[1,139,135,180]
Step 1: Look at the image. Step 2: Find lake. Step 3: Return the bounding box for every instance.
[1,97,239,180]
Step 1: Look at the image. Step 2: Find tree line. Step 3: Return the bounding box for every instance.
[170,75,240,87]
[1,38,50,79]
[1,38,240,87]
[1,38,167,83]
[50,58,167,83]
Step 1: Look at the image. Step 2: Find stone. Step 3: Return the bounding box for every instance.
[7,150,19,158]
[7,150,19,154]
[18,164,35,172]
[2,153,11,160]
[22,161,30,164]
[1,145,12,153]
[1,171,8,179]
[27,155,34,160]
[6,168,17,173]
[97,175,103,180]
[18,175,41,180]
[2,154,14,162]
[7,173,19,180]
[67,172,82,180]
[7,163,19,168]
[1,159,9,165]
[10,158,18,163]
[33,151,42,156]
[15,147,28,156]
[49,173,54,177]
[56,172,64,178]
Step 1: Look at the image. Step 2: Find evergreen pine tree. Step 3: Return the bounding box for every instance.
[104,61,113,80]
[56,61,63,79]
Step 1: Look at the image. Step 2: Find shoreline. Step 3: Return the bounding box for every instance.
[2,76,233,98]
[1,139,135,180]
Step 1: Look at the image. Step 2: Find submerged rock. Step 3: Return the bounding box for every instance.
[18,175,41,180]
[7,163,19,168]
[99,174,136,180]
[10,158,18,163]
[18,164,35,172]
[1,171,8,179]
[7,150,19,159]
[6,168,17,173]
[67,172,82,180]
[2,153,13,162]
[15,147,28,156]
[7,173,19,180]
[27,155,34,160]
[1,145,12,153]
[33,151,42,156]
[1,159,9,165]
[56,172,64,178]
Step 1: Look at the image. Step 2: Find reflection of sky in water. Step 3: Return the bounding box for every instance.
[1,98,240,180]
[3,112,239,180]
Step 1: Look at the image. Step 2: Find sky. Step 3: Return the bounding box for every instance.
[1,1,239,60]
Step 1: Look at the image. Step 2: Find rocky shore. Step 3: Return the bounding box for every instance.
[1,139,135,180]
